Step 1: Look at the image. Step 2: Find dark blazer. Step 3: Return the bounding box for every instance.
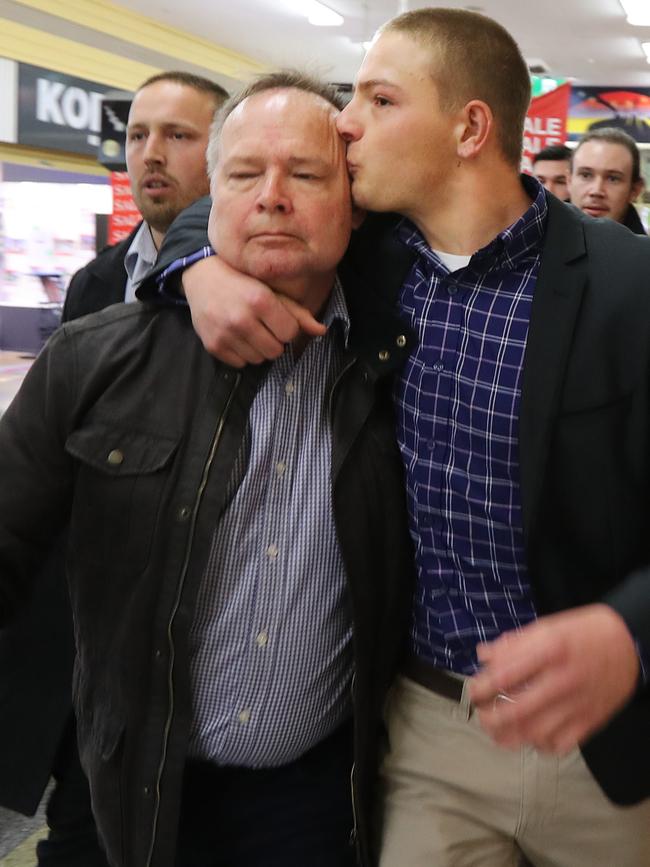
[0,226,137,815]
[351,195,650,806]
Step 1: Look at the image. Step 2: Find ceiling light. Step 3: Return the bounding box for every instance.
[642,42,650,62]
[306,1,343,26]
[620,0,650,26]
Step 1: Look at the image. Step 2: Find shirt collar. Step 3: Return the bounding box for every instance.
[124,222,158,286]
[322,274,351,347]
[397,173,548,275]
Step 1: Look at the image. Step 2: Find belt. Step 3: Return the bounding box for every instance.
[401,653,464,703]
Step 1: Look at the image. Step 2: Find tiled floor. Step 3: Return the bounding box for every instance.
[0,804,45,866]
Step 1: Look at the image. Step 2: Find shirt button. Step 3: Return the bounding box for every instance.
[285,381,295,395]
[238,708,251,724]
[426,439,435,452]
[275,461,286,477]
[266,543,279,560]
[433,361,444,372]
[447,284,458,296]
[107,449,124,466]
[177,505,191,522]
[256,630,269,647]
[396,334,407,348]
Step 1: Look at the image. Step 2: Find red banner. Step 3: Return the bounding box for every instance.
[521,83,571,174]
[108,171,141,245]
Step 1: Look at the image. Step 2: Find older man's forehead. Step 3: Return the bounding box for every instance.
[220,90,343,162]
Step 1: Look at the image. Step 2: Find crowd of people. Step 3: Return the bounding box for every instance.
[0,6,649,867]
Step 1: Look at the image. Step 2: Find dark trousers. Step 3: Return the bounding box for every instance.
[35,716,109,867]
[175,722,356,867]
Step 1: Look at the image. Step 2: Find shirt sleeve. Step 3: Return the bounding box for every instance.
[139,246,215,305]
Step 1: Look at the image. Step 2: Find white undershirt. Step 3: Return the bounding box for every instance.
[433,249,472,273]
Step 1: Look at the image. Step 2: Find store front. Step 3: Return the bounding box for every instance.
[0,60,130,355]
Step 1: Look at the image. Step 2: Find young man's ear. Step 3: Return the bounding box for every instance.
[455,100,493,161]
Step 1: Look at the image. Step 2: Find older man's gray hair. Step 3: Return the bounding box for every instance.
[206,70,346,177]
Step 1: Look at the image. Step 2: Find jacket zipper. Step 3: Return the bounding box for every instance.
[144,371,241,867]
[349,672,360,853]
[330,358,364,861]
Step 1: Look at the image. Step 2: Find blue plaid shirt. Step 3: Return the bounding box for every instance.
[396,176,547,674]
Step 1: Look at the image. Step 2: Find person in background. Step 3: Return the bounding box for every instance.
[569,126,646,233]
[144,8,650,866]
[0,70,226,867]
[0,71,414,867]
[532,144,572,201]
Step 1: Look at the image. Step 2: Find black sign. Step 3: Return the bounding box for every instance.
[98,94,132,171]
[18,64,117,156]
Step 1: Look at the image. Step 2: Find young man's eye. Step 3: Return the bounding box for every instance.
[373,96,391,107]
[607,175,622,184]
[128,132,145,142]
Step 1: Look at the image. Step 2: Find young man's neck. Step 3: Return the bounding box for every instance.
[405,161,533,256]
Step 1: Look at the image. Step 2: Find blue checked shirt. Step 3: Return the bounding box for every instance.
[188,278,354,767]
[396,176,547,675]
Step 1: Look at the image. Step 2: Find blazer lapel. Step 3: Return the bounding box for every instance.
[519,199,588,546]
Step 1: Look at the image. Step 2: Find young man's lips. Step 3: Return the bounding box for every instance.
[142,177,172,195]
[583,205,607,216]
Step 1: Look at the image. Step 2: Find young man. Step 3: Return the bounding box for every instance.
[0,71,227,866]
[532,144,572,201]
[569,127,646,233]
[145,9,650,867]
[0,73,415,867]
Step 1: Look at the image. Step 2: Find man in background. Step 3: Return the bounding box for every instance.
[0,70,226,867]
[532,144,572,201]
[569,126,646,233]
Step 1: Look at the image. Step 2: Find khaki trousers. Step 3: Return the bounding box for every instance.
[378,676,650,867]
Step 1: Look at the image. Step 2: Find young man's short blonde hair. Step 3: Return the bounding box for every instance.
[381,8,531,168]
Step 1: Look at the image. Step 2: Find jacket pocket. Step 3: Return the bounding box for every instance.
[65,422,179,574]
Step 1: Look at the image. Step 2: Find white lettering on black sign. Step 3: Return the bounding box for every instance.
[36,78,104,135]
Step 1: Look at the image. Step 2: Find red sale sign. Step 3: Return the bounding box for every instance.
[521,83,571,174]
[108,171,141,245]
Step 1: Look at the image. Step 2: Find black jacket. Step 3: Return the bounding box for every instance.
[0,260,416,867]
[622,203,647,235]
[0,227,137,816]
[149,194,650,808]
[62,225,139,321]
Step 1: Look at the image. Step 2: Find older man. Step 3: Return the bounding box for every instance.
[0,73,414,867]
